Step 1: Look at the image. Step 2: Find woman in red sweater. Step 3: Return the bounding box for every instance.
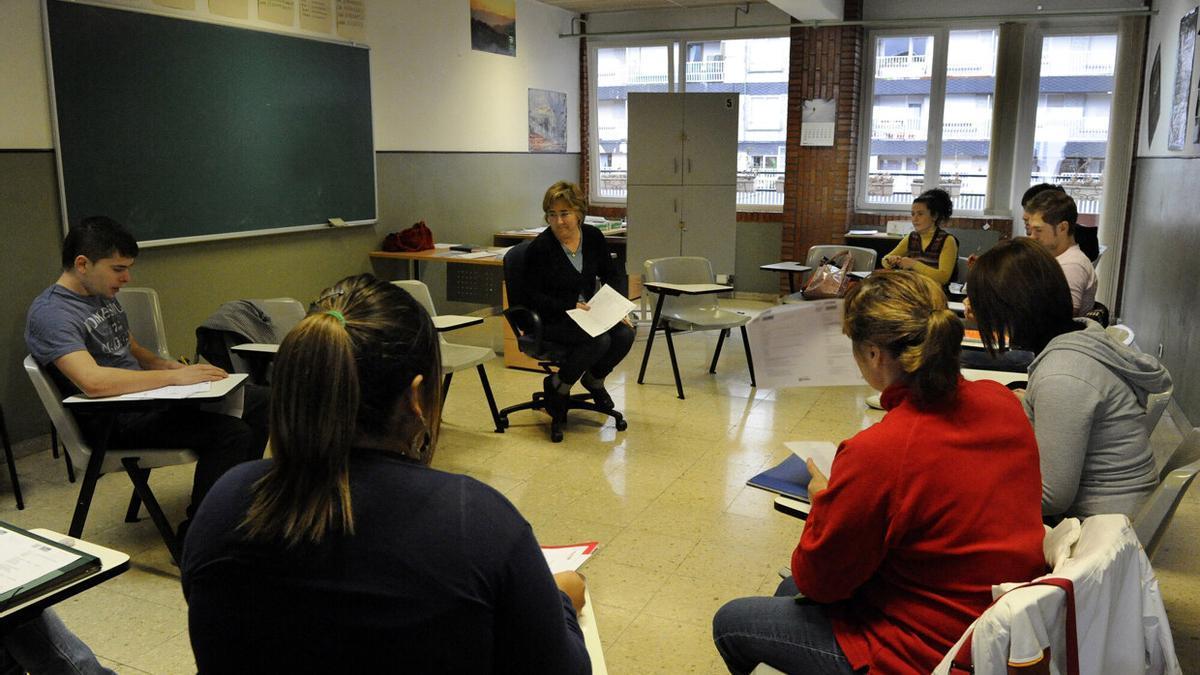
[713,271,1046,674]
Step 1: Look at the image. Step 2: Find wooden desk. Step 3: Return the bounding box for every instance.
[843,232,901,266]
[0,529,130,631]
[370,248,504,282]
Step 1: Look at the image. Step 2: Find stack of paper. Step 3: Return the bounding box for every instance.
[567,285,636,337]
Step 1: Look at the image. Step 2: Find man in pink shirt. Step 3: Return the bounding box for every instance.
[1024,190,1097,316]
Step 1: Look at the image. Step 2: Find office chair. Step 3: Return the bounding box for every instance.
[24,356,197,563]
[256,297,307,337]
[495,241,627,443]
[392,280,502,433]
[116,287,172,360]
[638,256,755,400]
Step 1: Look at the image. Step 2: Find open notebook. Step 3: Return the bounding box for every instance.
[0,523,101,611]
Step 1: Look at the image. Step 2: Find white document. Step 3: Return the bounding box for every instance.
[745,300,866,389]
[566,285,637,338]
[542,541,598,574]
[121,382,212,399]
[645,282,729,294]
[785,441,837,478]
[847,229,879,235]
[456,251,496,260]
[0,527,83,593]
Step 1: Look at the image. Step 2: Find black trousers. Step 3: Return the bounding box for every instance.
[541,321,636,386]
[83,384,269,518]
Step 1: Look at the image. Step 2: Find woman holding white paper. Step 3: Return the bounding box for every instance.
[712,271,1045,675]
[523,181,635,418]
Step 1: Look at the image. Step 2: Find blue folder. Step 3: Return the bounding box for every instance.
[746,455,812,501]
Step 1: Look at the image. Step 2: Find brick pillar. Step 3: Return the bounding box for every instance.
[579,34,590,196]
[780,0,863,290]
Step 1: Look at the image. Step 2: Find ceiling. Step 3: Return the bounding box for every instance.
[538,0,770,14]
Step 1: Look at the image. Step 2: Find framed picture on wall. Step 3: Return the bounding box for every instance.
[529,89,567,153]
[470,0,516,57]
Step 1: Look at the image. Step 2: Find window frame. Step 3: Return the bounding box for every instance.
[587,30,790,212]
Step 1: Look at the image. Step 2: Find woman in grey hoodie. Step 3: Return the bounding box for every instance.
[967,238,1172,520]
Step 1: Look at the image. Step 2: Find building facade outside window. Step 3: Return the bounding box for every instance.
[858,26,1117,221]
[590,36,790,210]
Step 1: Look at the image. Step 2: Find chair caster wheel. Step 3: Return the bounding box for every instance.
[551,429,564,443]
[497,416,509,431]
[615,418,628,431]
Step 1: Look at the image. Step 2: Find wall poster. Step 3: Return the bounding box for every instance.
[470,0,516,57]
[528,89,567,152]
[1168,7,1197,151]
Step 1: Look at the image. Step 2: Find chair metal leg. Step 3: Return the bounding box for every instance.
[740,325,757,387]
[475,365,503,433]
[664,325,685,400]
[0,407,23,510]
[710,328,728,374]
[125,481,146,523]
[52,424,76,483]
[50,425,59,459]
[121,458,181,564]
[637,293,668,385]
[442,372,453,397]
[64,449,76,484]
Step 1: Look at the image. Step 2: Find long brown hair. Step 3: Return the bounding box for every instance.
[843,271,963,407]
[241,274,441,547]
[967,238,1078,355]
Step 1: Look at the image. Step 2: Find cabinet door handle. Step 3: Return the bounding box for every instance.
[688,158,692,173]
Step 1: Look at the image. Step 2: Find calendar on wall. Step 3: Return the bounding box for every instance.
[800,98,835,147]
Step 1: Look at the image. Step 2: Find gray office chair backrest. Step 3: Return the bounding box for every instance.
[804,245,877,273]
[1144,386,1172,435]
[643,256,718,316]
[1133,429,1200,559]
[255,297,307,341]
[23,355,91,471]
[116,287,170,360]
[1106,324,1135,347]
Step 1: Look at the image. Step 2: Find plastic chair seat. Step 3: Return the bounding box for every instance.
[664,307,750,331]
[439,342,496,373]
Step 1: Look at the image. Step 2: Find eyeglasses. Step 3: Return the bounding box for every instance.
[545,210,576,222]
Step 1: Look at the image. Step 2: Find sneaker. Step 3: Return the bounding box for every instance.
[542,376,567,421]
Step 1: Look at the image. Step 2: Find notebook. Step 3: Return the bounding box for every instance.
[746,455,812,502]
[0,523,101,611]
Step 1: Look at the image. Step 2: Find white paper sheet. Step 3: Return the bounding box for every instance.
[785,441,837,478]
[542,541,598,574]
[121,382,212,399]
[456,251,497,259]
[745,300,866,389]
[566,285,637,338]
[0,527,83,594]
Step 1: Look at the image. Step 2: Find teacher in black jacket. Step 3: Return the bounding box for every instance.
[525,181,635,420]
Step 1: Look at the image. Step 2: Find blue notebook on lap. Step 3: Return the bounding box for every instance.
[747,455,812,501]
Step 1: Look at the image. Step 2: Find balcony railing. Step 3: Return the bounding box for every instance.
[875,54,931,79]
[1035,117,1109,141]
[595,169,784,207]
[624,59,727,85]
[1039,57,1115,77]
[872,118,925,140]
[864,171,1103,214]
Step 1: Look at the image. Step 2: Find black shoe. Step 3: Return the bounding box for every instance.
[585,385,615,412]
[542,376,567,421]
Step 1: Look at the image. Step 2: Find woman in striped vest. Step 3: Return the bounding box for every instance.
[881,188,959,287]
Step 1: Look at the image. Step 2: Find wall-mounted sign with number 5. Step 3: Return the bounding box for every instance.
[725,97,734,108]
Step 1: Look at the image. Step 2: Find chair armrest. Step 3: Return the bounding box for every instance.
[502,305,545,355]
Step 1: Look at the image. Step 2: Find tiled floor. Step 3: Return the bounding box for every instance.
[3,305,1197,674]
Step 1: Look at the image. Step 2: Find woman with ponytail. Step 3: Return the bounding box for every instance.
[181,275,590,674]
[713,271,1045,675]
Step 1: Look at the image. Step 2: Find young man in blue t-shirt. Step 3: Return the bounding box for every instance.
[25,216,267,530]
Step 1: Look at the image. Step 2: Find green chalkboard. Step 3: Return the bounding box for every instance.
[47,0,376,245]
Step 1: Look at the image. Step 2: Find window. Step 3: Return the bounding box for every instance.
[1030,33,1116,225]
[589,36,789,210]
[860,28,999,213]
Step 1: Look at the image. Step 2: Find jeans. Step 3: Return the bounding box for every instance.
[541,320,635,386]
[713,578,860,675]
[0,610,114,675]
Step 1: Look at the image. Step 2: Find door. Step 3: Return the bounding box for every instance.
[628,93,684,186]
[682,93,739,186]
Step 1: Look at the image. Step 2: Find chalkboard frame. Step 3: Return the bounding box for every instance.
[43,0,374,247]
